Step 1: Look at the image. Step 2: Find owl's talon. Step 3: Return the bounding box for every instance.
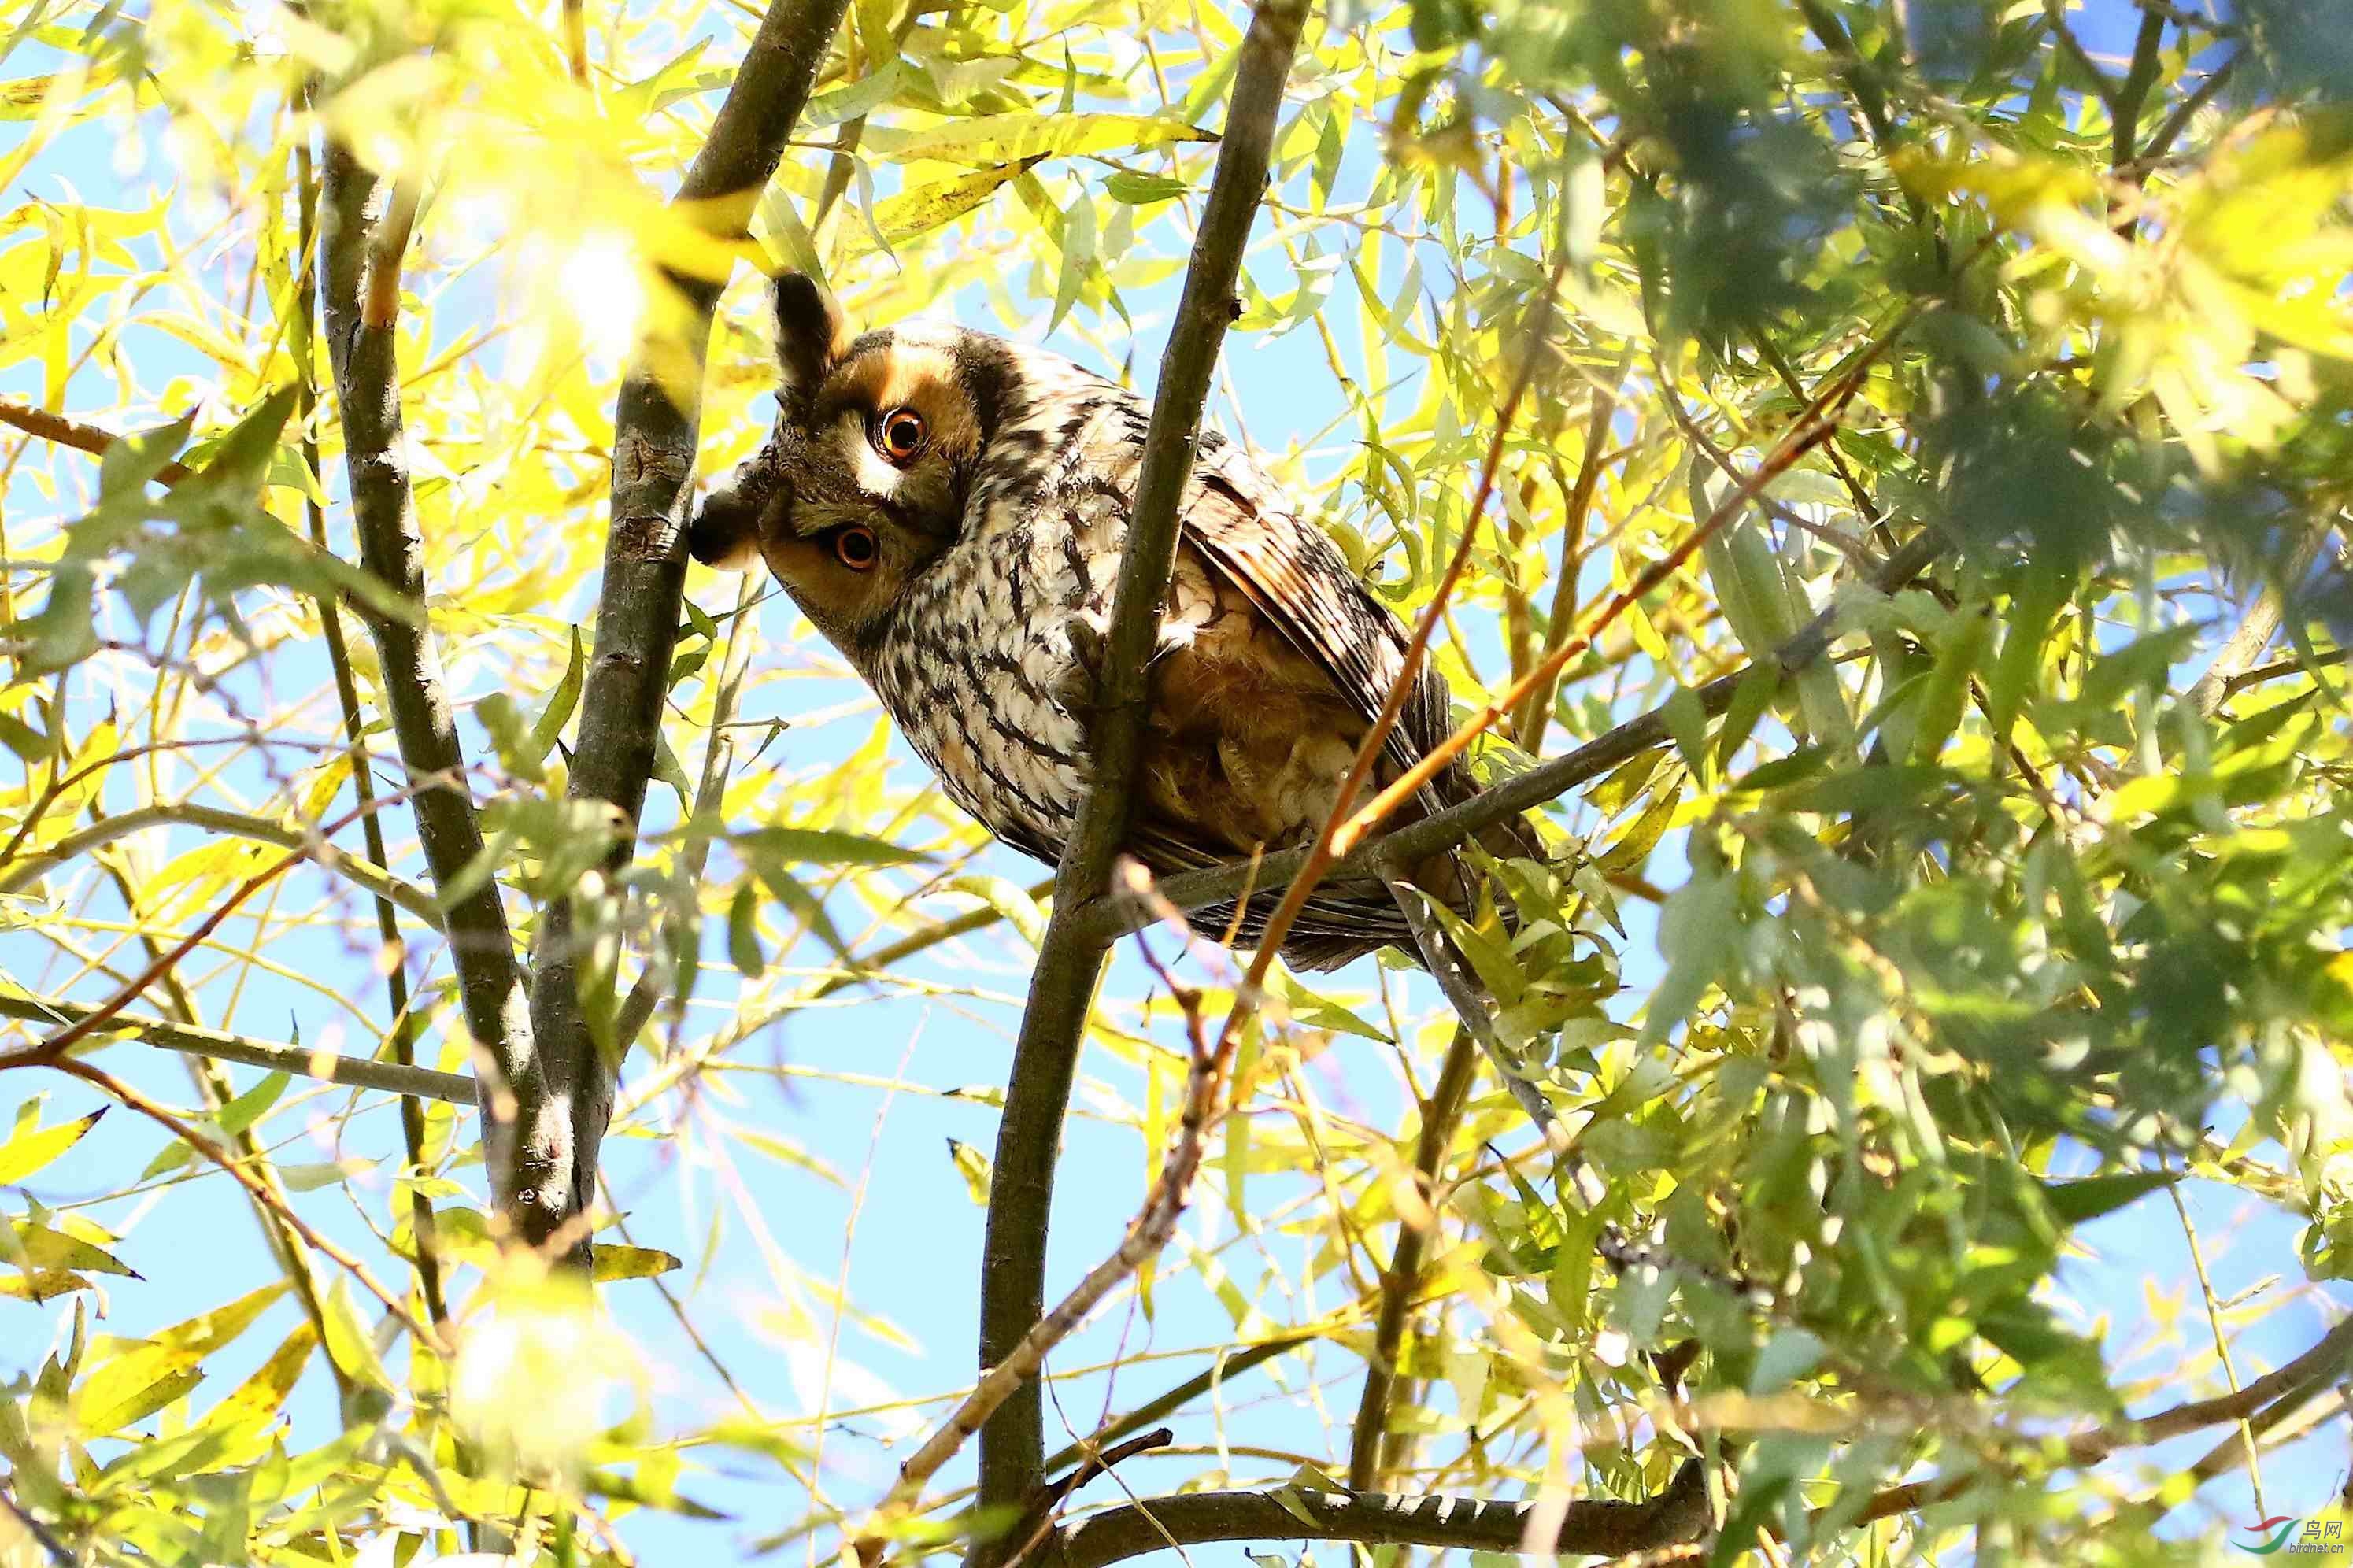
[1051,618,1107,728]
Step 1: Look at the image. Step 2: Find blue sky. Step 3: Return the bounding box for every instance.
[3,0,2350,1562]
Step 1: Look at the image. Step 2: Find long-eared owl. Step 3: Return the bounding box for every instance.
[690,273,1537,971]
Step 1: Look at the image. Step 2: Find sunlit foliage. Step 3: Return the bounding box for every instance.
[2,0,2350,1562]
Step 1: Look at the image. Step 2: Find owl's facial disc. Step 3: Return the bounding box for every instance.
[694,275,1008,660]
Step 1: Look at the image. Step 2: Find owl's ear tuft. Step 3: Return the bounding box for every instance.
[773,271,850,402]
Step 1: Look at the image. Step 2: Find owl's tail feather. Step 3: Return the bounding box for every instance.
[1384,873,1607,1207]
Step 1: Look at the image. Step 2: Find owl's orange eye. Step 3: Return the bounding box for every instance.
[834,525,879,571]
[875,408,927,464]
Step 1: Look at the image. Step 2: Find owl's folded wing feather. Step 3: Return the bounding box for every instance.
[1176,435,1453,789]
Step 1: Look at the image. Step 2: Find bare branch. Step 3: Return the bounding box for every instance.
[976,0,1311,1522]
[1051,1463,1709,1568]
[0,992,476,1104]
[1038,1332,1317,1480]
[519,0,853,1261]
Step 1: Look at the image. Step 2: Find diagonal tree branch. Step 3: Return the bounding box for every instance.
[317,139,537,1222]
[1078,528,1952,945]
[975,0,1311,1526]
[518,0,853,1259]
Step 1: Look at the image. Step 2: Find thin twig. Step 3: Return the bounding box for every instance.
[1037,1333,1316,1478]
[46,1056,440,1349]
[0,799,439,924]
[0,782,436,1073]
[0,992,476,1103]
[1330,335,1908,860]
[0,396,195,486]
[2132,54,2240,171]
[2166,1182,2264,1515]
[1347,1026,1477,1489]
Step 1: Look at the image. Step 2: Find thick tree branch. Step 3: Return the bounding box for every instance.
[296,129,447,1323]
[519,0,853,1261]
[1051,1462,1709,1568]
[1080,529,1952,945]
[975,0,1310,1525]
[0,993,476,1103]
[318,140,535,1224]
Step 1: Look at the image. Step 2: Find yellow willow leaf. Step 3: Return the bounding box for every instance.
[204,1322,318,1431]
[836,161,1041,261]
[0,1270,91,1303]
[863,111,1212,168]
[590,1244,683,1281]
[0,1103,104,1184]
[11,1223,136,1279]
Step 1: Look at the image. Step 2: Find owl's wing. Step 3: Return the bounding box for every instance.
[1177,433,1452,785]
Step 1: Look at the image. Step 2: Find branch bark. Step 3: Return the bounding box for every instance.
[318,140,536,1223]
[975,0,1310,1525]
[515,0,853,1260]
[1051,1463,1708,1568]
[297,128,447,1322]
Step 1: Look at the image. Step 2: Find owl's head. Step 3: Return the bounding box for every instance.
[691,272,1009,655]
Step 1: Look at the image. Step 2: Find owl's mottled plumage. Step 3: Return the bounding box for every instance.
[692,274,1534,971]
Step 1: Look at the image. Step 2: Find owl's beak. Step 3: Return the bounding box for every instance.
[689,464,788,569]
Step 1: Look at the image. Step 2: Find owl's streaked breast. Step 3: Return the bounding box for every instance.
[864,365,1135,861]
